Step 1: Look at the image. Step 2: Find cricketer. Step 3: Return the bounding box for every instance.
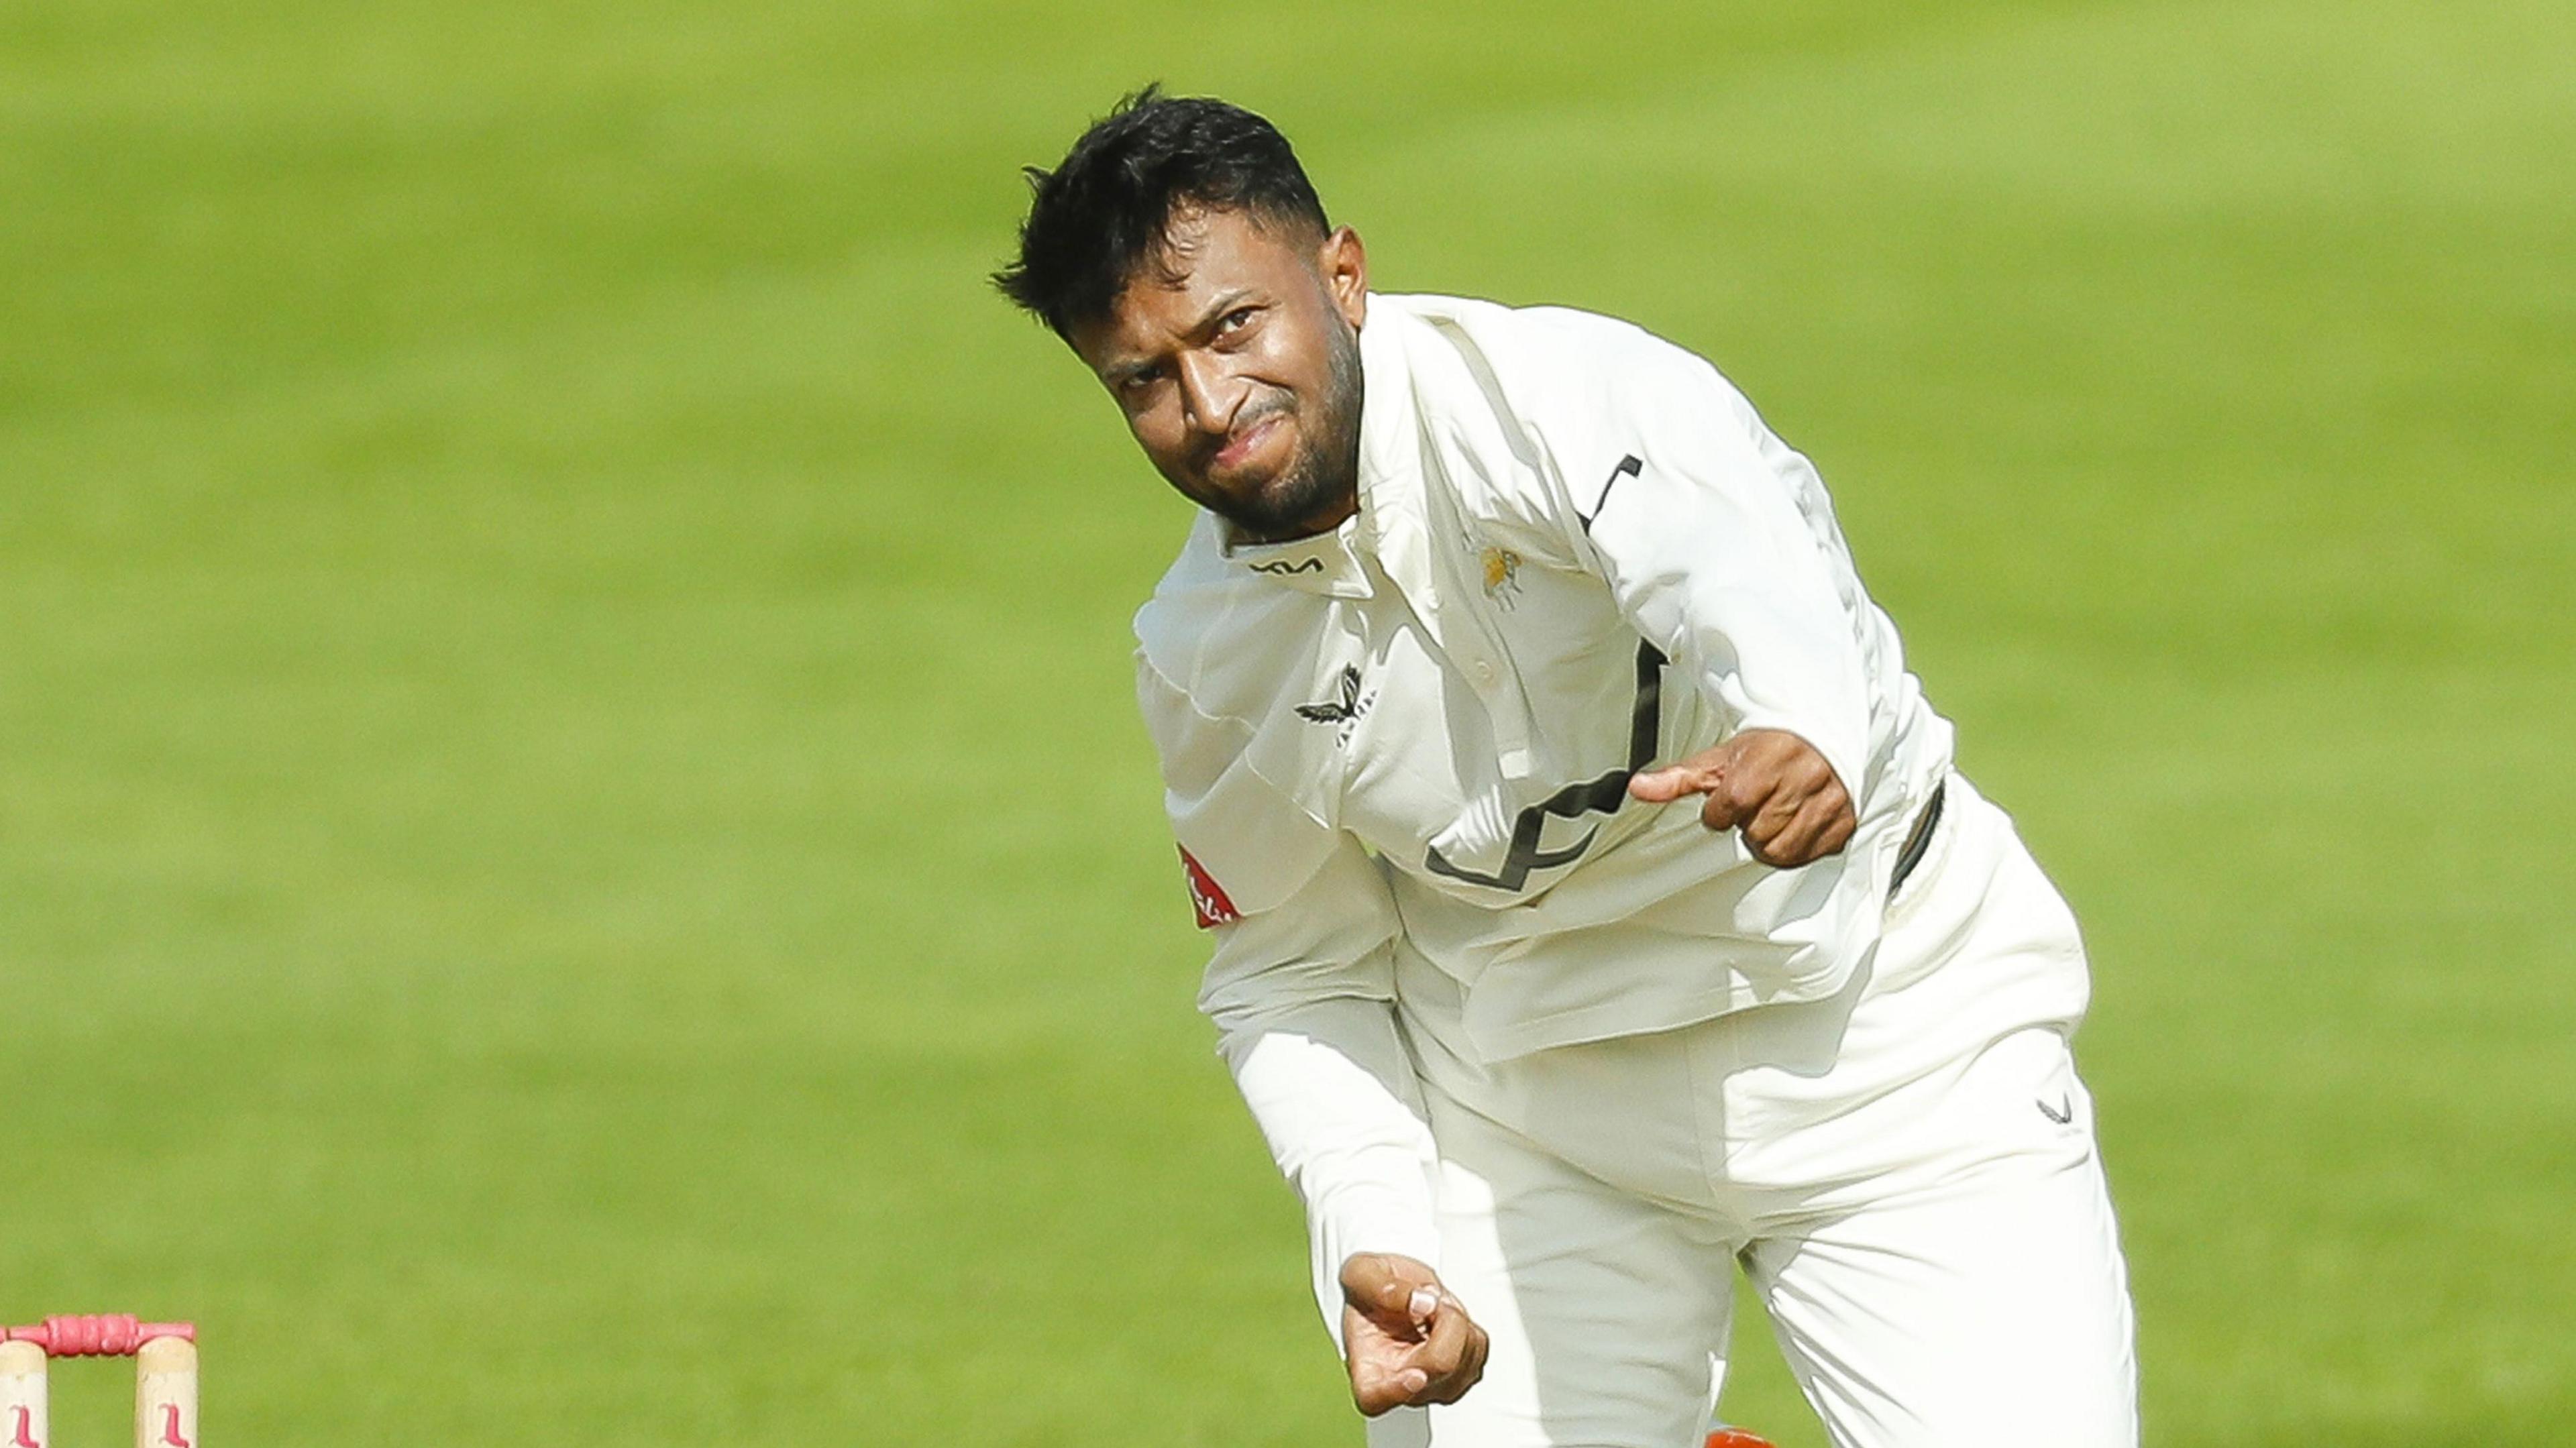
[996,88,2139,1447]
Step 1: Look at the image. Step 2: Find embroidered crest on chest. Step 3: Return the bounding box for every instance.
[1479,544,1523,608]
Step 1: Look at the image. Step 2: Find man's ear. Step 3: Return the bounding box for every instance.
[1320,225,1368,329]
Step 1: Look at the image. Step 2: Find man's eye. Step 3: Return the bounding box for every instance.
[1218,307,1256,333]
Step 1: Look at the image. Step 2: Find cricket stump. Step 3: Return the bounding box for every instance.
[1,1340,46,1448]
[0,1319,197,1447]
[133,1339,195,1448]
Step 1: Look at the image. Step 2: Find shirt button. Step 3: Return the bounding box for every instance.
[1468,659,1497,685]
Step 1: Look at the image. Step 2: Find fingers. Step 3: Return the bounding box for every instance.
[1630,761,1757,833]
[1732,737,1852,867]
[1340,1254,1442,1414]
[1403,1292,1489,1405]
[1740,777,1854,867]
[1342,1294,1432,1415]
[1347,1334,1424,1414]
[1345,1290,1490,1414]
[1340,1253,1438,1329]
[1632,738,1772,833]
[1696,769,1759,834]
[1626,762,1715,805]
[1411,1290,1468,1379]
[1340,1259,1490,1415]
[1634,730,1856,866]
[1450,1317,1492,1402]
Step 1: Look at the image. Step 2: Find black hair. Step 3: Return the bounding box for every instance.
[994,86,1330,339]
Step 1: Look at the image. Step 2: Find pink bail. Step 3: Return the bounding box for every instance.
[2,1315,197,1356]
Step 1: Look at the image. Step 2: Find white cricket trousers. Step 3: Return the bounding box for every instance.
[1371,774,2140,1448]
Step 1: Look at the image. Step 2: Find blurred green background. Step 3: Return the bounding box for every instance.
[4,0,2569,1442]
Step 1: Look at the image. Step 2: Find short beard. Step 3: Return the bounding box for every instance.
[1222,320,1364,543]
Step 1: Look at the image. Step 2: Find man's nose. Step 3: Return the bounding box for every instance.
[1175,352,1244,436]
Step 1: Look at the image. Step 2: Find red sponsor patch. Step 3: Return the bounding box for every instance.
[1179,846,1241,928]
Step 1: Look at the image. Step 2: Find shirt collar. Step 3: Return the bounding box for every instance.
[1223,512,1373,598]
[1350,296,1442,619]
[1354,293,1421,531]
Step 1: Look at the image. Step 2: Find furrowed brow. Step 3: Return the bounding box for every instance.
[1096,290,1258,388]
[1182,289,1256,339]
[1101,356,1159,388]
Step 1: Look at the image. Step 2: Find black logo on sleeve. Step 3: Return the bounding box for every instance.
[1576,454,1644,535]
[1248,557,1324,575]
[1423,640,1666,892]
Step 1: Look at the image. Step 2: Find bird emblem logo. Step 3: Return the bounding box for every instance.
[1295,665,1366,724]
[1295,665,1373,745]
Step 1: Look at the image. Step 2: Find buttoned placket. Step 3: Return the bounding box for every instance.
[1358,331,1547,787]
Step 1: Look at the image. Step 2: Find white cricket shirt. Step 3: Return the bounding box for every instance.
[1134,292,1955,1319]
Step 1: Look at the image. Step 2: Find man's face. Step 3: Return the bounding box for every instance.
[1069,206,1368,542]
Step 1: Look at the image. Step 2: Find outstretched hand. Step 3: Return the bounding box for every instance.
[1339,1253,1489,1415]
[1628,728,1856,868]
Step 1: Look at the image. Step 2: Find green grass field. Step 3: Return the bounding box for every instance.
[5,1,2571,1442]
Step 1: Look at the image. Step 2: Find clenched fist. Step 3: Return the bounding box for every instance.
[1339,1253,1489,1415]
[1627,728,1856,867]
